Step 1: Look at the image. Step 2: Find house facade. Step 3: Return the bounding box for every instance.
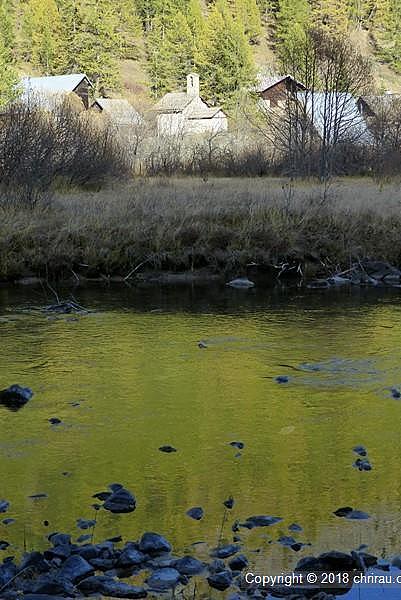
[91,98,142,127]
[19,74,92,110]
[154,74,228,136]
[256,74,306,108]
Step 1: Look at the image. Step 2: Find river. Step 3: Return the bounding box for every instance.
[1,283,401,595]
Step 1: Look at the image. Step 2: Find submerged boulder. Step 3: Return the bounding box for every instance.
[207,569,233,591]
[186,507,204,521]
[0,385,33,409]
[240,515,283,529]
[79,575,147,598]
[103,485,136,514]
[147,567,181,591]
[139,532,171,555]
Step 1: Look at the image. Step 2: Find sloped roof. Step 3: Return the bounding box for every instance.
[21,74,91,96]
[93,98,142,125]
[255,74,306,93]
[153,92,194,113]
[359,94,401,115]
[187,106,225,119]
[298,91,372,144]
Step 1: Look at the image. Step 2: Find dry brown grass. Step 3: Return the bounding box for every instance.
[1,176,401,281]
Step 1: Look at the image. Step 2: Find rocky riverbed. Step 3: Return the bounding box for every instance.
[0,483,398,599]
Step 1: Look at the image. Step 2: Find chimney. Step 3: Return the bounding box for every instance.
[187,73,200,97]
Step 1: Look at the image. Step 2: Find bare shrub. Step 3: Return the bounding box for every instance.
[0,100,130,208]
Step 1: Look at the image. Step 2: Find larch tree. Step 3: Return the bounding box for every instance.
[195,0,255,106]
[58,0,120,89]
[147,10,194,96]
[21,0,63,72]
[234,0,262,43]
[0,31,18,108]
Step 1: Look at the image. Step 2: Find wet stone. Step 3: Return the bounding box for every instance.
[139,532,171,555]
[146,567,181,591]
[173,555,205,575]
[186,506,204,520]
[207,569,233,591]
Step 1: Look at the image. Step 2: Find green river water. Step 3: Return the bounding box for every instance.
[1,283,401,581]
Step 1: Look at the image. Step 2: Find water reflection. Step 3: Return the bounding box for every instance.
[1,283,401,583]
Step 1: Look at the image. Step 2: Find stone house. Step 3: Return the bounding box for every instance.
[153,74,228,136]
[91,98,142,127]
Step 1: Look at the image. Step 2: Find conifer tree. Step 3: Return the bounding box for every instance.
[195,0,255,105]
[147,11,194,96]
[0,0,15,62]
[276,0,309,53]
[58,0,120,89]
[311,0,349,33]
[234,0,262,43]
[22,0,63,72]
[0,31,17,108]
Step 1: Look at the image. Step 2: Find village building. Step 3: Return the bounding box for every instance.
[19,74,92,110]
[298,92,372,145]
[153,74,228,136]
[256,74,306,108]
[357,93,401,119]
[90,98,142,127]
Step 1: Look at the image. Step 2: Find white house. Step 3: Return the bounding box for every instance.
[297,91,372,145]
[153,74,228,136]
[19,73,92,110]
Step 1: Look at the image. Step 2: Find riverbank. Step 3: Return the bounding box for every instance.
[1,177,401,282]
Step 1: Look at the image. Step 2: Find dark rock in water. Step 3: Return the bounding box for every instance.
[44,543,72,561]
[147,567,181,591]
[391,387,401,399]
[211,544,240,559]
[275,375,289,384]
[32,576,75,596]
[48,532,71,547]
[0,500,9,513]
[48,418,62,425]
[139,532,171,555]
[198,341,208,349]
[158,445,177,453]
[208,559,226,573]
[228,554,248,571]
[334,507,370,520]
[288,523,303,532]
[103,486,136,514]
[224,496,235,510]
[352,445,367,457]
[0,540,9,550]
[77,534,92,544]
[186,506,204,521]
[57,554,94,582]
[174,556,204,575]
[24,594,65,600]
[2,518,14,526]
[117,543,146,568]
[241,515,282,529]
[353,458,372,471]
[93,491,112,501]
[107,535,122,543]
[207,569,233,591]
[20,551,50,574]
[0,559,17,588]
[277,536,298,548]
[29,494,48,500]
[76,518,96,530]
[0,385,33,409]
[79,575,147,598]
[229,441,244,450]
